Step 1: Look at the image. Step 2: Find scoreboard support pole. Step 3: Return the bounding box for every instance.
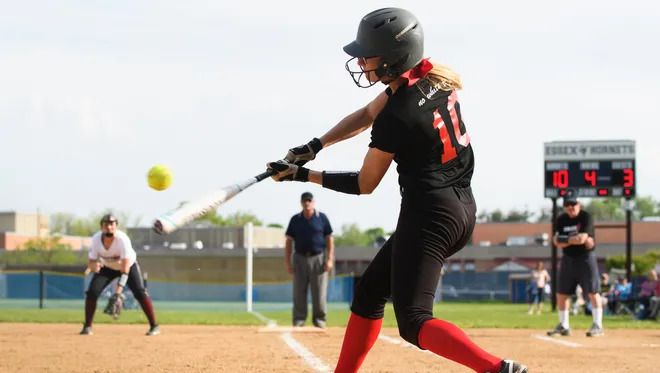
[550,198,558,312]
[624,198,634,281]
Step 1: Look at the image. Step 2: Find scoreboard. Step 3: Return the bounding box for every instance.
[544,140,636,198]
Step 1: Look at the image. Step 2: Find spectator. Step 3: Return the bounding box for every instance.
[634,270,658,320]
[528,261,550,315]
[607,276,632,314]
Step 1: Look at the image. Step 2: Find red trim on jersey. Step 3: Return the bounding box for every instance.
[401,58,433,86]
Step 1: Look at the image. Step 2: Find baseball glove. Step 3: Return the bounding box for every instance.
[103,293,125,320]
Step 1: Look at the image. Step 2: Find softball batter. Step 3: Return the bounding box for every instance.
[268,7,526,373]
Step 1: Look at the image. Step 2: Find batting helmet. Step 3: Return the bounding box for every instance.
[344,8,424,85]
[99,213,118,225]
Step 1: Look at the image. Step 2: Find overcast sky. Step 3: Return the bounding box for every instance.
[1,0,659,232]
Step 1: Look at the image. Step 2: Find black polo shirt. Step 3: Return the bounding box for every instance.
[285,210,333,256]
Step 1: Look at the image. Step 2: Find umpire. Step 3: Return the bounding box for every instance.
[547,196,604,337]
[285,192,334,328]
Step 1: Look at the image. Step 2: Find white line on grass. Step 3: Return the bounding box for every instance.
[281,332,332,372]
[249,311,277,327]
[533,335,582,348]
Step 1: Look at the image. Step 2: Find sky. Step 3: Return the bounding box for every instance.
[1,0,659,233]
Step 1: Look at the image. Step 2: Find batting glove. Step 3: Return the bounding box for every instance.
[284,138,323,166]
[267,160,310,182]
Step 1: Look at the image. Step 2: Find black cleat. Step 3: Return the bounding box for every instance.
[495,360,528,373]
[547,323,571,336]
[146,325,161,336]
[79,326,93,335]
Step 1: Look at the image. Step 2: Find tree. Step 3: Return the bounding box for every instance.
[193,209,262,227]
[634,196,659,219]
[50,210,137,236]
[334,224,368,246]
[223,211,263,227]
[503,209,531,222]
[365,227,386,244]
[20,236,72,251]
[490,209,504,222]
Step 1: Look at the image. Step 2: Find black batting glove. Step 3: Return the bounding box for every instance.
[267,160,310,182]
[284,138,323,166]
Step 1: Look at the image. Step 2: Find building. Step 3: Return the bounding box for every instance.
[0,211,91,251]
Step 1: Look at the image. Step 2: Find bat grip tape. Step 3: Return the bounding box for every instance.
[118,273,129,287]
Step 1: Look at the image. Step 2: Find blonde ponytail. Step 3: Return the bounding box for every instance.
[426,61,462,91]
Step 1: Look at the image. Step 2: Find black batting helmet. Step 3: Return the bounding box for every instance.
[100,213,118,225]
[344,8,424,85]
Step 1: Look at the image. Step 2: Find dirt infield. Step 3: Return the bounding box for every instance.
[0,324,658,372]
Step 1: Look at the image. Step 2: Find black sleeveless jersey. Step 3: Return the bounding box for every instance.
[369,79,474,191]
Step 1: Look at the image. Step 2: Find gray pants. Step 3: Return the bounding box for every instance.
[292,252,327,326]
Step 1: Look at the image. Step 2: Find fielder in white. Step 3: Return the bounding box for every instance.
[80,214,160,336]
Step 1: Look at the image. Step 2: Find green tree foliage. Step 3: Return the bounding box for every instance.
[194,209,263,227]
[50,211,137,236]
[503,209,532,222]
[0,237,85,266]
[334,224,387,247]
[605,249,659,276]
[634,196,660,219]
[583,198,624,221]
[582,196,660,221]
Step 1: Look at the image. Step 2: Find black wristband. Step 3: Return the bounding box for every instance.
[309,138,323,154]
[295,167,310,182]
[322,171,361,195]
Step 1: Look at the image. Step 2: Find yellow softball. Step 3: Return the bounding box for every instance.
[147,164,173,191]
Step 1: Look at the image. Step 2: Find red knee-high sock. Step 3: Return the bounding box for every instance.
[137,296,157,327]
[418,319,502,373]
[334,313,383,373]
[84,297,96,327]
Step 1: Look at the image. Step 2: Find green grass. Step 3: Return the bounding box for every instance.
[0,300,657,329]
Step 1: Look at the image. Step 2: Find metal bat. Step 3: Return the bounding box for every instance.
[153,169,275,235]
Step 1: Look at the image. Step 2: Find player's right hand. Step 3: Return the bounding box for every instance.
[91,261,102,273]
[284,138,323,166]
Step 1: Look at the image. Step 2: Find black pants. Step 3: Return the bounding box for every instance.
[86,263,149,302]
[351,186,476,347]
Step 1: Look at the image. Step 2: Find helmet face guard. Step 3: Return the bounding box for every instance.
[344,57,380,88]
[343,8,424,88]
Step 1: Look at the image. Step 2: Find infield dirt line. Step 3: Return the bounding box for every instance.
[250,310,331,371]
[281,332,332,372]
[532,334,583,348]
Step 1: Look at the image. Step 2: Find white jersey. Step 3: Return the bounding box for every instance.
[88,230,137,271]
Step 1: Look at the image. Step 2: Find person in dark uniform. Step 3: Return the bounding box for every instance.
[547,196,604,337]
[285,192,334,328]
[267,7,526,373]
[80,214,160,336]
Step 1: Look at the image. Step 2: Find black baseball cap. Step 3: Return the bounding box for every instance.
[301,192,314,201]
[562,196,579,206]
